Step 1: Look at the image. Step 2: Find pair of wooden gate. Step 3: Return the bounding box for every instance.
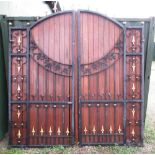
[9,10,144,147]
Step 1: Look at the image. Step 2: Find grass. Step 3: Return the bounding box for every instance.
[107,146,140,154]
[2,148,24,154]
[0,120,155,154]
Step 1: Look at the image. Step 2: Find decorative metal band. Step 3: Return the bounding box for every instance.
[126,29,141,52]
[80,50,123,76]
[125,27,143,144]
[80,33,124,76]
[30,39,72,76]
[10,30,27,53]
[11,57,27,101]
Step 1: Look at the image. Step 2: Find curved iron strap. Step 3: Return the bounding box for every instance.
[81,50,123,76]
[30,39,73,77]
[30,38,124,76]
[80,34,124,76]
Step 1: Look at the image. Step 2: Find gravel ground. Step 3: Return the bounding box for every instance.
[0,63,155,154]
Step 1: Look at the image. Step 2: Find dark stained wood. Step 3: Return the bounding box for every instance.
[79,12,125,144]
[10,11,144,146]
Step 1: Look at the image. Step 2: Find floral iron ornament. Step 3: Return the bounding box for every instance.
[30,39,72,77]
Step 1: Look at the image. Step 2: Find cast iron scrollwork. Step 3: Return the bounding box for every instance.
[126,29,141,52]
[30,39,72,77]
[81,49,123,76]
[10,30,27,53]
[11,57,27,101]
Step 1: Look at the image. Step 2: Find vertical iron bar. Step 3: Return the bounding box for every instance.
[114,104,116,143]
[123,26,127,145]
[88,77,90,143]
[36,64,39,100]
[114,24,117,144]
[45,69,47,100]
[102,16,105,144]
[97,15,100,144]
[101,105,104,143]
[61,105,64,144]
[53,74,56,101]
[62,77,65,145]
[45,105,48,145]
[71,11,75,145]
[54,105,56,145]
[8,27,12,145]
[77,10,82,144]
[62,13,65,144]
[141,25,144,145]
[97,103,100,143]
[26,27,30,145]
[88,104,91,142]
[50,106,53,145]
[120,103,123,142]
[104,67,107,143]
[58,13,60,145]
[36,106,39,145]
[105,104,108,143]
[88,13,91,144]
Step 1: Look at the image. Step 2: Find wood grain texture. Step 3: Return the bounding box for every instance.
[79,12,124,144]
[10,11,143,146]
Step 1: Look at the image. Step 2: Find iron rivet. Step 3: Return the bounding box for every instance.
[114,104,117,107]
[88,104,91,107]
[97,104,99,107]
[9,22,12,25]
[17,140,21,143]
[27,22,30,25]
[105,104,108,106]
[53,105,56,108]
[62,105,65,108]
[36,105,39,108]
[44,105,48,108]
[17,105,21,108]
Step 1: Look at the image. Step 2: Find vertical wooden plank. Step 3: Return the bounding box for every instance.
[81,12,89,144]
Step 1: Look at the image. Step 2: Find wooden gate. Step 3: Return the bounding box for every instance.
[9,11,75,146]
[9,10,144,147]
[78,10,144,146]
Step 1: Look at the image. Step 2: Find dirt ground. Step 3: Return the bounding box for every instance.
[0,62,155,154]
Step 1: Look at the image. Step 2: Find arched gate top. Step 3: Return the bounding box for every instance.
[29,10,74,30]
[78,10,125,29]
[29,10,124,30]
